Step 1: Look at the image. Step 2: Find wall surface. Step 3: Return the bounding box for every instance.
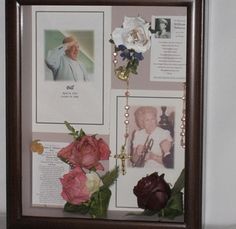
[204,0,236,227]
[1,0,236,228]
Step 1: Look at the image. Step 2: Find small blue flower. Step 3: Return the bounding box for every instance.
[134,52,144,61]
[118,45,127,51]
[120,49,132,60]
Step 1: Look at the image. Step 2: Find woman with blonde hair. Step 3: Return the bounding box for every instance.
[131,106,173,168]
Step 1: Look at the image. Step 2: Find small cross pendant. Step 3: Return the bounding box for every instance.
[114,146,131,175]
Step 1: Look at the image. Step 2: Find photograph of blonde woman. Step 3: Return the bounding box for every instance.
[129,106,174,169]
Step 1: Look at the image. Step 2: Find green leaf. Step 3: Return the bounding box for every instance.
[78,128,86,139]
[171,168,185,195]
[159,192,184,219]
[64,121,86,140]
[64,202,90,214]
[109,39,114,44]
[159,168,184,219]
[64,121,76,133]
[64,121,79,140]
[89,188,112,218]
[101,166,119,189]
[126,58,139,75]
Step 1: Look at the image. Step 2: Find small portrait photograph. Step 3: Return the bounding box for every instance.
[44,30,94,82]
[128,105,175,169]
[154,18,171,39]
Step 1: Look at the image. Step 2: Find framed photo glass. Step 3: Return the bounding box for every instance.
[6,1,205,229]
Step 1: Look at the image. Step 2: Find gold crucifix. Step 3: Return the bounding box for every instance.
[114,146,131,175]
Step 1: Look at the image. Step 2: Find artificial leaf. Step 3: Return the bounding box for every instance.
[159,192,184,219]
[101,166,119,189]
[64,121,79,139]
[64,121,86,140]
[64,121,75,133]
[89,188,111,218]
[64,202,90,214]
[171,168,185,195]
[109,39,114,44]
[78,128,86,139]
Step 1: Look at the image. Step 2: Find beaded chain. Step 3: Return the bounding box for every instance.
[112,50,131,175]
[180,83,186,149]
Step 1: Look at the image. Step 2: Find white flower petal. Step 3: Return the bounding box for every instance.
[112,16,151,53]
[112,28,125,47]
[86,171,103,195]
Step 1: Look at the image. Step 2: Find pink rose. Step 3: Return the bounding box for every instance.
[74,135,104,170]
[60,167,90,205]
[57,135,111,170]
[97,138,111,160]
[57,142,76,166]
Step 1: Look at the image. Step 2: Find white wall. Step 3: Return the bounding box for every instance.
[204,0,236,227]
[0,0,236,228]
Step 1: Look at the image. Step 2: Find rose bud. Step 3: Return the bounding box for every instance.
[133,172,171,211]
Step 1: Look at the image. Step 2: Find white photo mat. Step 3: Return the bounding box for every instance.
[32,6,111,134]
[109,90,185,211]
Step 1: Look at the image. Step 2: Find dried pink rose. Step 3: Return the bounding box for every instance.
[57,135,110,170]
[97,138,111,160]
[60,167,90,205]
[57,142,76,165]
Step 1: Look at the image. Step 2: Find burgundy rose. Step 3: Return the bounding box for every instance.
[133,172,171,211]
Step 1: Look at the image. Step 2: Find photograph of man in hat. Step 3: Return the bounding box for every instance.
[45,36,89,82]
[154,18,171,39]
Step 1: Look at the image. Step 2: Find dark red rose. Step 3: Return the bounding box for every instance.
[133,172,171,211]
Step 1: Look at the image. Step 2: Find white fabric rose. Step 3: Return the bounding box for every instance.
[112,16,151,53]
[86,171,103,196]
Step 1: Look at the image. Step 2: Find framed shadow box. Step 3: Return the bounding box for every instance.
[6,0,205,229]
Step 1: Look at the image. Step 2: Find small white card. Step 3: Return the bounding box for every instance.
[32,141,70,208]
[150,16,187,82]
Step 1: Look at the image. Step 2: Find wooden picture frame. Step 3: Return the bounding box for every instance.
[6,0,205,229]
